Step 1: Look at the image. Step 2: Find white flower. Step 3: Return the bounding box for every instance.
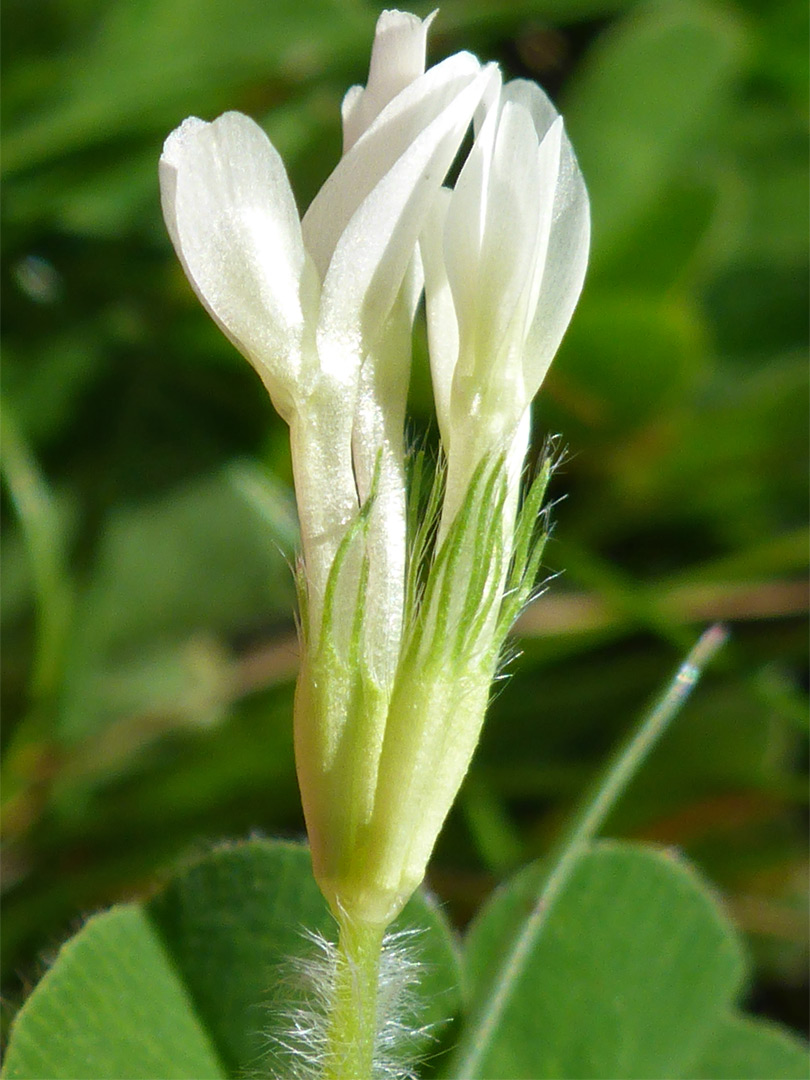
[159,9,590,930]
[160,12,497,652]
[421,77,590,528]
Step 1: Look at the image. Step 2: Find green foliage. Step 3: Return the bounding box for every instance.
[2,905,227,1080]
[2,840,462,1080]
[57,464,297,744]
[6,633,807,1078]
[2,0,807,1068]
[459,842,745,1079]
[4,840,807,1078]
[691,1014,810,1080]
[565,0,746,255]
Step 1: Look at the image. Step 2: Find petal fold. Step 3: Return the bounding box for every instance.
[315,63,499,371]
[428,77,589,433]
[446,94,547,412]
[304,52,485,282]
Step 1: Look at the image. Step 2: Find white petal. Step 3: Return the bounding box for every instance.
[503,78,560,144]
[340,84,364,145]
[420,188,458,449]
[342,9,437,153]
[494,80,590,398]
[350,296,412,685]
[482,101,549,360]
[160,112,312,417]
[441,82,500,324]
[522,121,590,398]
[447,97,547,411]
[304,51,484,282]
[316,63,498,373]
[288,397,359,646]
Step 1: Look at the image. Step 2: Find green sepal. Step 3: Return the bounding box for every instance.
[496,451,554,639]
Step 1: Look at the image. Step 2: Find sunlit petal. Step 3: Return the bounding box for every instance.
[523,122,590,398]
[448,98,546,409]
[303,51,484,281]
[316,64,498,372]
[160,112,314,416]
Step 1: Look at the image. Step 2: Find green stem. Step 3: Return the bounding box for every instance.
[322,915,386,1080]
[0,400,72,711]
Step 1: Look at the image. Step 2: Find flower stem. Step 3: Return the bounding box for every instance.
[322,915,386,1080]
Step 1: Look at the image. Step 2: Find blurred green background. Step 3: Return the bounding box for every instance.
[2,0,807,1046]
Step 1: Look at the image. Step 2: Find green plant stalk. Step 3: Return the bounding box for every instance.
[0,400,74,818]
[0,400,72,710]
[322,915,386,1080]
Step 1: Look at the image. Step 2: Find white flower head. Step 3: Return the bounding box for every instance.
[161,12,497,640]
[159,10,589,929]
[422,77,590,521]
[160,18,493,419]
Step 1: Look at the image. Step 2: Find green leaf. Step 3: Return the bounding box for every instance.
[455,840,745,1079]
[1,905,226,1080]
[550,289,707,437]
[564,0,746,259]
[57,463,297,743]
[689,1012,810,1080]
[447,628,732,1078]
[591,174,721,291]
[3,840,461,1080]
[647,355,808,540]
[0,401,74,707]
[143,840,328,1076]
[145,840,461,1076]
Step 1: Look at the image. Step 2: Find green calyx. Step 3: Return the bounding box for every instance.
[296,444,554,927]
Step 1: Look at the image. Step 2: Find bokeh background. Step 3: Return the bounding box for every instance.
[2,0,808,1046]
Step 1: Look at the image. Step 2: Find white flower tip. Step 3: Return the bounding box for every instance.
[160,115,207,168]
[158,107,311,420]
[480,60,503,99]
[374,7,437,41]
[161,111,260,175]
[376,8,426,33]
[372,6,438,46]
[342,8,439,152]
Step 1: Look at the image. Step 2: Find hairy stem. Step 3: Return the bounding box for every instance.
[322,915,386,1080]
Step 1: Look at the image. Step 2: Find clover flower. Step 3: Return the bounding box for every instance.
[422,76,590,534]
[161,14,496,672]
[160,3,588,949]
